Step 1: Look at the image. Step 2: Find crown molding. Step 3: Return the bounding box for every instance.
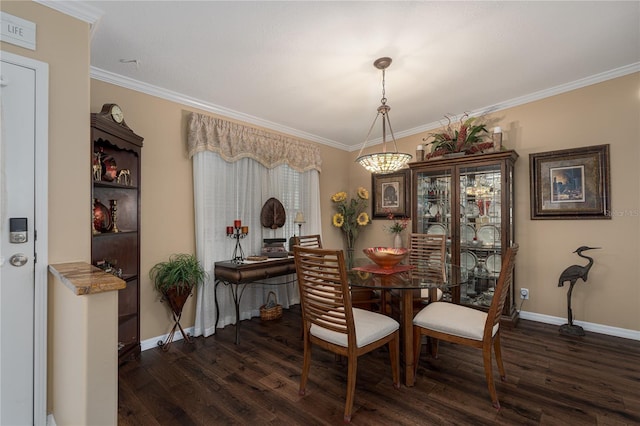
[95,62,640,153]
[397,62,640,146]
[90,67,349,151]
[34,2,640,153]
[34,0,102,25]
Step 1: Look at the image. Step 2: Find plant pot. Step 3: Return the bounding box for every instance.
[443,152,466,158]
[158,286,194,351]
[163,286,192,317]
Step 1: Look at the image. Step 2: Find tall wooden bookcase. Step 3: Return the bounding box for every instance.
[91,104,144,363]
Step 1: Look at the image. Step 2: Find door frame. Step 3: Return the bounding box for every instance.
[1,50,48,425]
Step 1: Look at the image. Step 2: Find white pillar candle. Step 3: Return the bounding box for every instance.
[492,127,503,152]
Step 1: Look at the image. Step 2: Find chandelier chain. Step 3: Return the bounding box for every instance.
[381,68,387,105]
[355,57,412,174]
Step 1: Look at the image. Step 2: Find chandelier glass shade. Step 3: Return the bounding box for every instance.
[356,57,412,174]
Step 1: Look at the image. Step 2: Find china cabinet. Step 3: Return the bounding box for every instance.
[91,104,144,363]
[409,150,519,325]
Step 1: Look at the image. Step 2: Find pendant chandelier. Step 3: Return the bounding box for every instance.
[356,57,412,174]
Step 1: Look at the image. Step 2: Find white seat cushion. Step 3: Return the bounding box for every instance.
[311,308,399,348]
[413,302,499,341]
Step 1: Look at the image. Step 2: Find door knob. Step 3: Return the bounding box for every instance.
[9,253,28,267]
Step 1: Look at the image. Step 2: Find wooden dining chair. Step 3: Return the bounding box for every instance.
[293,246,400,422]
[388,233,447,318]
[408,233,447,299]
[289,235,380,312]
[412,243,518,409]
[293,234,322,249]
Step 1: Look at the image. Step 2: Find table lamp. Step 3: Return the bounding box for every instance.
[289,211,306,252]
[294,211,306,236]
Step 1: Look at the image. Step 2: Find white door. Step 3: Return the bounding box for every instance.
[0,52,48,425]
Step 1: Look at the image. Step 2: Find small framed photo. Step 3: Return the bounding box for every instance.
[371,169,410,218]
[529,144,610,219]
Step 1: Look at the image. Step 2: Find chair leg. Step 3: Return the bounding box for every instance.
[493,333,506,381]
[299,336,312,396]
[344,355,358,422]
[482,343,500,410]
[389,332,400,389]
[413,326,422,377]
[429,337,439,358]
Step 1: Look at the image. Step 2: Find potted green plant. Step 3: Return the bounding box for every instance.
[149,253,208,318]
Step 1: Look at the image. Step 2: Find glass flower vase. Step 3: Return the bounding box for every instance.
[393,233,403,248]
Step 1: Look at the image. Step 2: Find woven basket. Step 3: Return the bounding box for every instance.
[260,291,282,321]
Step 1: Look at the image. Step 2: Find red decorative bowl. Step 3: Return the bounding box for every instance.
[362,247,409,269]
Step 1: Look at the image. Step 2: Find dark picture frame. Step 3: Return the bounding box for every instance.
[371,169,411,218]
[529,144,610,219]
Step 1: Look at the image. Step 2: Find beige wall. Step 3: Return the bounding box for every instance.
[2,2,638,422]
[1,0,100,424]
[92,73,640,335]
[352,74,640,331]
[89,81,350,340]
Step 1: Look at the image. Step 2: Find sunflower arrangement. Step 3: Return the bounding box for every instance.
[331,187,370,267]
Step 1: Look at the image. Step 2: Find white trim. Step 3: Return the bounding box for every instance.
[46,413,56,426]
[35,0,640,152]
[519,310,640,341]
[89,67,346,151]
[140,326,195,352]
[33,0,102,25]
[140,311,640,352]
[0,51,49,426]
[397,62,640,144]
[92,60,639,152]
[88,61,640,153]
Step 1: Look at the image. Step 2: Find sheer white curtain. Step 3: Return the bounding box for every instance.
[192,151,321,337]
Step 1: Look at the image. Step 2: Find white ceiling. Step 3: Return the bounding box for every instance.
[44,1,639,151]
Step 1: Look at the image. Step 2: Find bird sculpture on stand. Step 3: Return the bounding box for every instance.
[557,246,600,336]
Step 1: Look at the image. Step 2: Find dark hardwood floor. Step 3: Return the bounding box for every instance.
[119,305,640,425]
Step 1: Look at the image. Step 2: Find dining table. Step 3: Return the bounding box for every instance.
[348,263,460,387]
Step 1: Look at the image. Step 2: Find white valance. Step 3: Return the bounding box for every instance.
[187,112,322,172]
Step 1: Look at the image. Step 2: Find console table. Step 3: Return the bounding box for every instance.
[214,257,296,344]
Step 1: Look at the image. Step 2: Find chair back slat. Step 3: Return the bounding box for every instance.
[294,234,322,249]
[294,246,354,337]
[409,233,447,283]
[485,244,519,336]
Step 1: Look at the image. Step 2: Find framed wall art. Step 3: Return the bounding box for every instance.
[529,144,610,219]
[371,169,410,218]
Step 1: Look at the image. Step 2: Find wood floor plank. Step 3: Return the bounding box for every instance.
[119,305,640,425]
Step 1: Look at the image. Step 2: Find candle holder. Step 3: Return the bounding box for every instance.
[110,199,119,233]
[227,222,248,263]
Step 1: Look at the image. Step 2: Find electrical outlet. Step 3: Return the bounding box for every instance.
[520,288,529,300]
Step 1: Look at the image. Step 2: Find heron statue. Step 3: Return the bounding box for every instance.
[557,246,600,336]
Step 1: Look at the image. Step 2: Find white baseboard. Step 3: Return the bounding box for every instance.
[47,413,56,426]
[139,313,639,353]
[519,310,640,341]
[140,326,196,351]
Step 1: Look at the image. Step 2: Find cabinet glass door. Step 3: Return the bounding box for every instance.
[415,169,454,300]
[458,163,502,307]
